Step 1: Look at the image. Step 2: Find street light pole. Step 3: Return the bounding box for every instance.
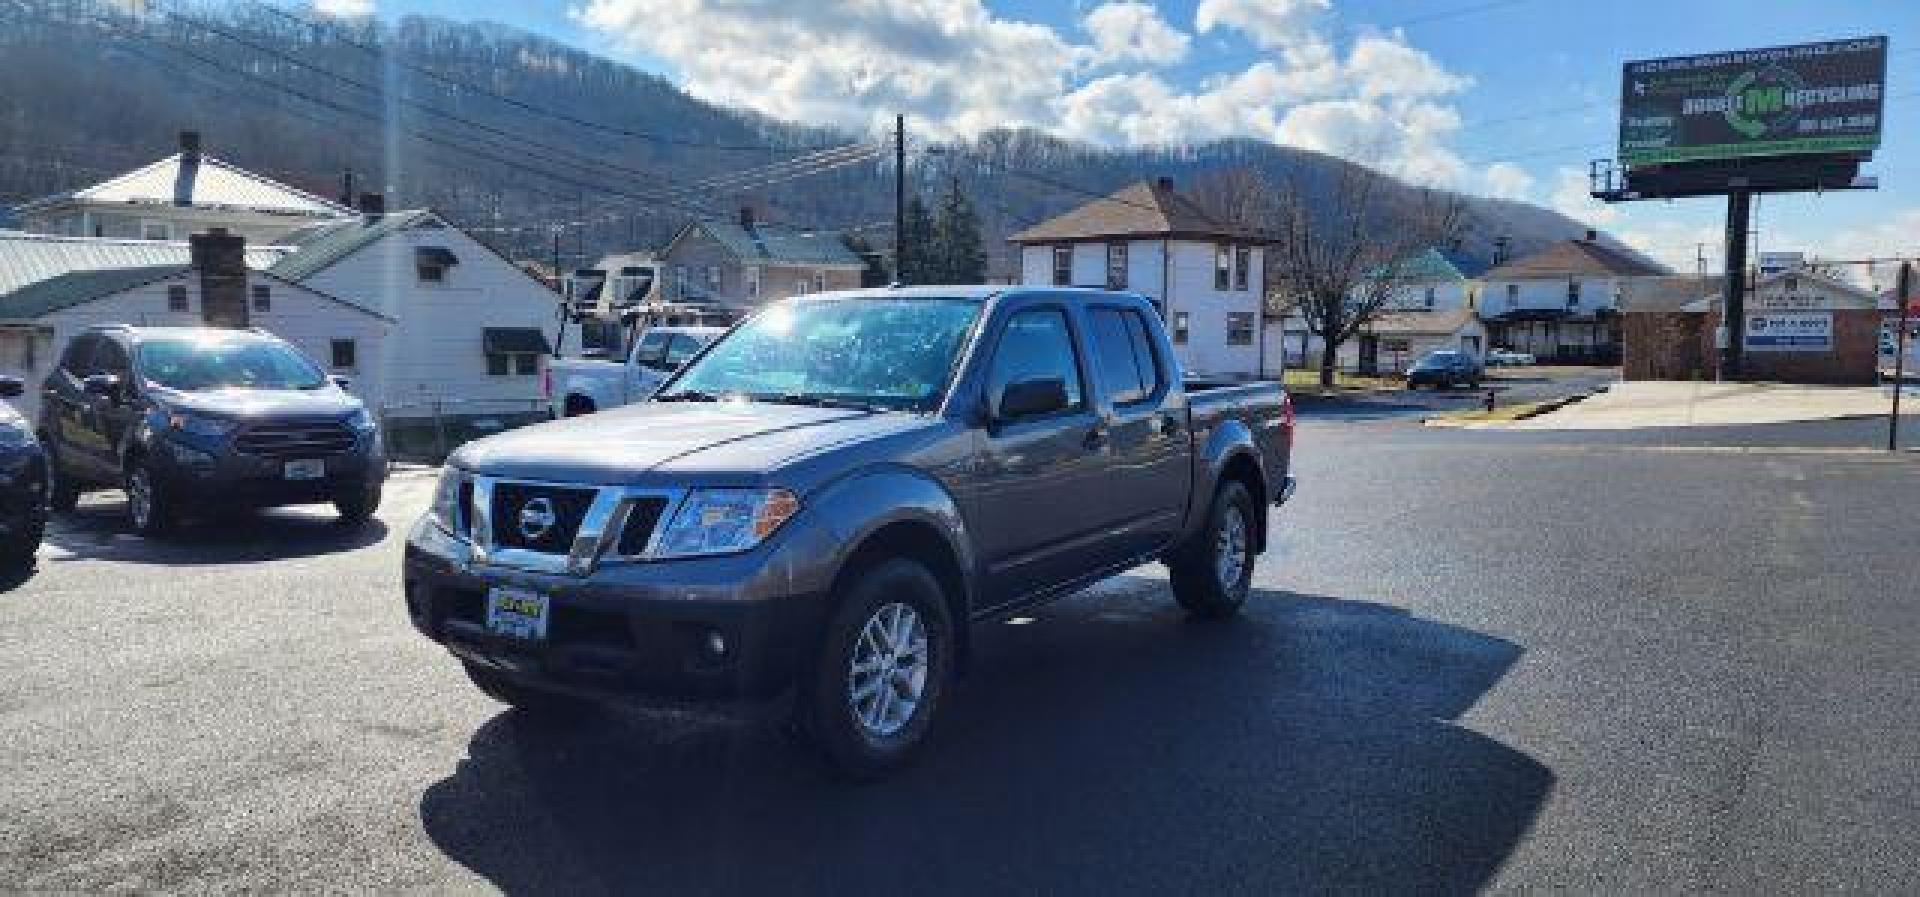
[894,113,906,285]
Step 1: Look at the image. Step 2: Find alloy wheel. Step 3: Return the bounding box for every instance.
[846,601,930,739]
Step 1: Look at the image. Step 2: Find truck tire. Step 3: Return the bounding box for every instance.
[462,661,593,718]
[334,482,382,525]
[564,395,596,418]
[125,456,176,537]
[795,557,955,780]
[1168,480,1257,619]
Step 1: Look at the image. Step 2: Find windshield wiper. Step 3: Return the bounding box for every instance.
[751,393,885,413]
[653,389,721,403]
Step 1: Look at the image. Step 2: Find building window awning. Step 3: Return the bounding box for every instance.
[416,246,459,267]
[483,327,552,355]
[1491,309,1572,322]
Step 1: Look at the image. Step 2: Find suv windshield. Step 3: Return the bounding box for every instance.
[656,298,981,412]
[137,338,327,391]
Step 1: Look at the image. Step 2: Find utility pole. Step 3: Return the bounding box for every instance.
[1721,189,1752,379]
[895,113,907,285]
[551,227,568,358]
[1891,261,1913,452]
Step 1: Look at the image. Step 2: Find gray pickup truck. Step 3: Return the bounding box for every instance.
[404,286,1294,777]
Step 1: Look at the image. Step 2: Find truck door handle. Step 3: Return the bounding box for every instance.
[1083,425,1110,450]
[1156,414,1182,436]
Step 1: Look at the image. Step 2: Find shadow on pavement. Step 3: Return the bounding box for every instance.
[37,499,388,566]
[419,579,1552,895]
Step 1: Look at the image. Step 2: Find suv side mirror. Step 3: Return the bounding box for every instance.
[330,375,353,390]
[0,375,22,399]
[81,373,123,400]
[996,377,1069,421]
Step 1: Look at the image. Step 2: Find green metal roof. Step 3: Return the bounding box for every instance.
[268,210,440,281]
[0,265,186,319]
[681,219,864,266]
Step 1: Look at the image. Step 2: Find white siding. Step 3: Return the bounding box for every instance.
[300,222,571,418]
[1480,275,1621,316]
[0,273,390,422]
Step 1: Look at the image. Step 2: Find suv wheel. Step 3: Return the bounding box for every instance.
[125,458,175,537]
[1169,480,1257,619]
[43,443,79,514]
[334,482,382,525]
[795,557,955,780]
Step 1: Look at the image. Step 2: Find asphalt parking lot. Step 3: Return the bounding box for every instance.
[4,405,1918,893]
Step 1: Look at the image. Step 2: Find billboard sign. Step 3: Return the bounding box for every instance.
[1746,312,1832,352]
[1621,37,1886,167]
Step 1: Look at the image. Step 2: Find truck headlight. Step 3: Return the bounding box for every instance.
[652,488,799,558]
[0,420,34,448]
[428,468,468,533]
[167,411,238,437]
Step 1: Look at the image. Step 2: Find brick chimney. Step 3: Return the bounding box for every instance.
[357,192,385,219]
[191,228,249,329]
[179,130,202,161]
[739,205,754,230]
[1583,228,1599,243]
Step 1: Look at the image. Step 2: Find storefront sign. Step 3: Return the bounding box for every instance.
[1746,312,1832,351]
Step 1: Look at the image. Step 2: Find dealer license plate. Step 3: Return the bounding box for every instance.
[283,459,326,480]
[486,586,550,641]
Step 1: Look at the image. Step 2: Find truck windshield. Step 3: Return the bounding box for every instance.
[656,298,981,412]
[137,338,327,391]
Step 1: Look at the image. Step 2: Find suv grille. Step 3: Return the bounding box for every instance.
[234,419,357,460]
[616,496,671,556]
[490,482,597,554]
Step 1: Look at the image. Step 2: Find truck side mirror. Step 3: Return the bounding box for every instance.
[81,373,123,400]
[0,375,22,399]
[330,375,353,391]
[996,377,1069,421]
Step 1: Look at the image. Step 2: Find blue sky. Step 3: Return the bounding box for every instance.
[333,0,1918,283]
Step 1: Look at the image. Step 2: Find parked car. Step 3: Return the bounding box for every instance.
[404,286,1296,778]
[39,326,386,535]
[1407,349,1483,389]
[1485,348,1536,366]
[546,325,725,417]
[0,375,49,567]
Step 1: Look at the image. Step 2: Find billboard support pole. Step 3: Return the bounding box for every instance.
[1890,262,1912,452]
[1721,189,1751,379]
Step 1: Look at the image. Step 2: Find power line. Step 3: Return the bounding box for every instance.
[245,0,849,154]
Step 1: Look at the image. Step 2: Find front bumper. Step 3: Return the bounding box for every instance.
[402,517,840,705]
[150,434,385,507]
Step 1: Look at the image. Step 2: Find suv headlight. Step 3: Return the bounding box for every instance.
[652,488,799,558]
[428,468,468,533]
[167,411,238,437]
[345,407,377,432]
[0,419,33,448]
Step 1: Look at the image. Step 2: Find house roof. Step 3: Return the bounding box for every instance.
[267,210,441,281]
[0,263,391,322]
[1367,308,1481,335]
[1366,246,1491,282]
[16,153,354,220]
[0,231,291,296]
[1482,238,1668,280]
[1697,269,1883,308]
[1007,179,1251,243]
[672,219,864,267]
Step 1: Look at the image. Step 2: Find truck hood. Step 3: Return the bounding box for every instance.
[150,386,362,420]
[450,401,925,485]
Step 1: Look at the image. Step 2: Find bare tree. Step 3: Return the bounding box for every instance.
[1264,164,1467,387]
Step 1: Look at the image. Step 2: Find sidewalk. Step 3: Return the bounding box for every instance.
[1495,380,1916,430]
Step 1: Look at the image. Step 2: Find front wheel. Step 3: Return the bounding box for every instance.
[1168,480,1257,619]
[794,557,955,780]
[125,458,176,537]
[44,447,79,514]
[334,482,382,525]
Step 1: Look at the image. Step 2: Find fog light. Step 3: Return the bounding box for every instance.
[704,629,728,658]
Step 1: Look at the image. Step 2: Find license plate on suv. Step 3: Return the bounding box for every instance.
[283,459,326,480]
[486,586,550,640]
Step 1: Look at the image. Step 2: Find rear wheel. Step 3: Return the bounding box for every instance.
[564,395,596,418]
[124,457,176,537]
[1169,480,1257,619]
[794,557,955,780]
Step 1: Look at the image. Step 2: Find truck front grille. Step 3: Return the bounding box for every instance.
[617,496,671,556]
[234,419,357,459]
[490,482,598,554]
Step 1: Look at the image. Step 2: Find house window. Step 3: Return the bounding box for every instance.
[673,265,688,296]
[1424,286,1436,309]
[795,279,810,295]
[330,339,357,370]
[1226,312,1254,346]
[705,265,721,289]
[140,221,170,241]
[1052,246,1072,286]
[1233,246,1251,291]
[1105,243,1128,289]
[813,270,826,293]
[482,327,550,377]
[1566,280,1581,308]
[745,267,761,299]
[167,284,189,312]
[1172,311,1190,345]
[1214,244,1232,290]
[1506,283,1519,307]
[415,246,458,282]
[251,284,271,312]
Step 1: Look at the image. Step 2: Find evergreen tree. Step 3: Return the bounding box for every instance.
[899,194,936,285]
[931,177,987,284]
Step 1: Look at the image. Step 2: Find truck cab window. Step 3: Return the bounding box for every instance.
[988,308,1084,417]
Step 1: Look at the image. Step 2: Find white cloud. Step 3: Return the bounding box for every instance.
[1548,166,1617,227]
[1083,2,1190,66]
[1194,0,1329,51]
[1482,162,1534,201]
[313,0,373,17]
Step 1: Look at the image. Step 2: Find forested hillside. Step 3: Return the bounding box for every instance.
[0,0,1595,272]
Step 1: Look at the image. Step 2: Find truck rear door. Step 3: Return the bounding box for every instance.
[1080,302,1191,562]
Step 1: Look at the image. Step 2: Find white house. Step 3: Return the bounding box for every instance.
[1270,245,1494,372]
[1009,177,1266,379]
[1477,231,1666,363]
[267,207,576,419]
[12,131,353,246]
[0,232,391,422]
